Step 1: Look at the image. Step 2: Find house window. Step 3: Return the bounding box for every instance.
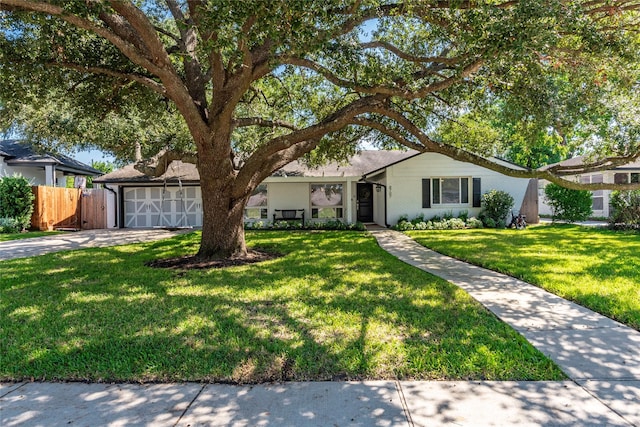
[245,184,268,219]
[614,173,628,184]
[311,183,343,218]
[614,172,640,185]
[581,174,604,211]
[432,178,469,205]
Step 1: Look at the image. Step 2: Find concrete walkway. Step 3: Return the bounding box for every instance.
[369,229,640,426]
[1,228,639,426]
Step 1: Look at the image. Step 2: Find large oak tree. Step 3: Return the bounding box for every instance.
[1,0,639,259]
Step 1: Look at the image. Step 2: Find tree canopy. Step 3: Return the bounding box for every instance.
[1,0,639,258]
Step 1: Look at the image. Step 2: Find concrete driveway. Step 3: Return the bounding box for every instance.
[0,228,191,261]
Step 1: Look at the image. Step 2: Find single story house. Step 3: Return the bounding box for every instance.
[539,156,640,218]
[0,139,102,187]
[94,150,536,229]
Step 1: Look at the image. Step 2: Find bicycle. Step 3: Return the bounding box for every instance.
[509,210,527,229]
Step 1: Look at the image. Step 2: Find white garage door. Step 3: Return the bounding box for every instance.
[123,186,203,228]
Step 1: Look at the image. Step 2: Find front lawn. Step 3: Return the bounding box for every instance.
[0,230,62,242]
[407,224,640,330]
[0,231,563,383]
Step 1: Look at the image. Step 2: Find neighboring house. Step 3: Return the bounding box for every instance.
[539,156,640,218]
[0,139,102,187]
[94,150,535,229]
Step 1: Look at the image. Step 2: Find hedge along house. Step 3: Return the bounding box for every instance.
[93,150,536,229]
[538,156,640,219]
[0,140,102,186]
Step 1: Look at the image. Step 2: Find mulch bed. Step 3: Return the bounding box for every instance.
[145,249,281,270]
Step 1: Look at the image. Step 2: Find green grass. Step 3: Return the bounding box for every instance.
[0,231,563,383]
[407,224,640,330]
[0,231,62,242]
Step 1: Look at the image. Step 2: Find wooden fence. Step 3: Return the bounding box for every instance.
[30,186,108,231]
[81,189,108,230]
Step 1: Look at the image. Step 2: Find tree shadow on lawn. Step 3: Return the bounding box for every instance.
[0,231,562,383]
[409,225,640,330]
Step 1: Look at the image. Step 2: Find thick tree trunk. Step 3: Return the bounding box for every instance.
[196,169,248,259]
[197,188,247,259]
[195,129,248,260]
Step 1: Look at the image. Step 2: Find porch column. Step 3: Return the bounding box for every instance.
[44,164,55,186]
[346,179,353,223]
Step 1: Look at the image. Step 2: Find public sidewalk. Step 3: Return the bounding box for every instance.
[1,228,639,426]
[1,380,631,426]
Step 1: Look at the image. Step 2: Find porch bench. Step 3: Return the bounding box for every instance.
[273,209,305,223]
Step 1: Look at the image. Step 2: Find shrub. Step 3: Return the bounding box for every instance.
[432,220,448,230]
[410,213,425,225]
[272,220,298,229]
[443,210,454,220]
[609,190,640,228]
[448,218,466,229]
[249,220,365,231]
[324,219,348,230]
[350,221,366,231]
[0,175,34,231]
[248,220,266,229]
[544,183,592,222]
[457,210,469,222]
[480,190,514,228]
[411,221,427,230]
[481,216,497,228]
[394,220,415,231]
[0,217,21,233]
[466,217,484,229]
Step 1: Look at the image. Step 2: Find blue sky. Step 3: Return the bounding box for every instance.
[73,148,116,165]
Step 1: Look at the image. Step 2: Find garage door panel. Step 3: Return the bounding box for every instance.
[123,186,202,228]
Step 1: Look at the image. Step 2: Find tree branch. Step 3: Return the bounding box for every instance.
[234,95,389,193]
[153,25,180,43]
[367,105,640,190]
[361,41,461,66]
[545,153,640,175]
[281,55,483,99]
[133,149,198,177]
[50,62,167,96]
[348,117,427,152]
[0,1,153,70]
[107,1,173,69]
[233,118,298,131]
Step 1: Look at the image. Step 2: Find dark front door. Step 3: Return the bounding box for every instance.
[357,183,374,222]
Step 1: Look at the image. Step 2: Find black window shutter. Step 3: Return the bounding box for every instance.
[432,179,440,204]
[422,179,431,208]
[461,178,469,204]
[472,178,481,207]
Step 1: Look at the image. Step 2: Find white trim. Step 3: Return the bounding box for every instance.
[430,176,472,206]
[309,182,345,220]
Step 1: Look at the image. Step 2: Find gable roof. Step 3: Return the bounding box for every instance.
[94,150,419,184]
[94,160,199,184]
[362,151,528,179]
[277,150,419,177]
[541,155,640,171]
[0,140,103,176]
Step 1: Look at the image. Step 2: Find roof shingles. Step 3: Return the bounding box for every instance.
[95,150,419,183]
[0,140,102,176]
